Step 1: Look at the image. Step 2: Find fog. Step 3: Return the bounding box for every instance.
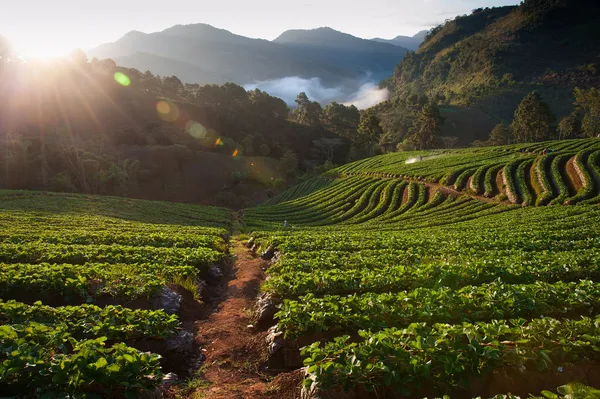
[244,76,389,110]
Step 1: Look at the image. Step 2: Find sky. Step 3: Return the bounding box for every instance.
[2,0,518,58]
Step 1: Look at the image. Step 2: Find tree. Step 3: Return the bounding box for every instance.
[439,136,459,149]
[410,103,443,150]
[312,138,344,162]
[277,150,298,180]
[488,124,511,145]
[69,49,88,66]
[557,112,581,140]
[357,109,384,154]
[163,76,184,95]
[510,91,555,143]
[574,88,600,138]
[241,135,255,156]
[321,102,360,139]
[293,92,322,126]
[259,144,270,156]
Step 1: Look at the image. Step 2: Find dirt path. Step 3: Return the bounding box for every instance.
[192,240,271,398]
[169,238,301,399]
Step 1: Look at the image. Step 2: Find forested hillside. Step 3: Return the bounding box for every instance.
[0,56,364,206]
[372,0,600,147]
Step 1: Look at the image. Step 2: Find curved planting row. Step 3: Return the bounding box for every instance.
[261,176,334,206]
[247,172,600,397]
[320,139,600,207]
[549,154,574,205]
[579,150,600,205]
[246,176,464,227]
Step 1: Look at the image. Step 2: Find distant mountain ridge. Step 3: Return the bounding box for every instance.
[88,24,409,88]
[371,30,429,50]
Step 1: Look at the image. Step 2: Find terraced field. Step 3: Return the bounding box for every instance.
[3,139,600,398]
[0,191,231,397]
[245,138,600,398]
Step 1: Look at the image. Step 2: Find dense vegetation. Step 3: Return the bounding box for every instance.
[0,191,230,396]
[246,138,600,397]
[0,53,366,206]
[368,0,600,148]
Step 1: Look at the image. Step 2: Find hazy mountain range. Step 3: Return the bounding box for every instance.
[371,30,429,50]
[88,24,426,106]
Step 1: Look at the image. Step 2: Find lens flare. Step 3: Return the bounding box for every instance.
[232,149,239,157]
[114,72,131,87]
[186,121,207,139]
[156,101,179,122]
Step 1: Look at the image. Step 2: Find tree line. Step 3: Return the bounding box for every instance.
[477,88,600,147]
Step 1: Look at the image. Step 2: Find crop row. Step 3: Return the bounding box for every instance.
[0,262,195,302]
[0,242,223,269]
[261,176,334,206]
[0,229,225,250]
[302,316,600,394]
[264,248,600,297]
[277,280,600,338]
[0,300,178,340]
[0,322,162,396]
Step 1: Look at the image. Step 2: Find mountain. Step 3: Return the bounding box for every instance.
[371,30,429,51]
[88,24,408,87]
[384,0,600,143]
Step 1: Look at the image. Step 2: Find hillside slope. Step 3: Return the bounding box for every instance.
[247,138,600,228]
[386,0,600,142]
[243,139,600,398]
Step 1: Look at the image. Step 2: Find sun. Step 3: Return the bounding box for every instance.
[15,39,75,60]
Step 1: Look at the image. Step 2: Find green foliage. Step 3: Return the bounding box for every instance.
[245,138,600,396]
[277,150,299,179]
[357,109,384,153]
[574,87,600,138]
[0,191,231,397]
[488,124,511,146]
[558,111,582,140]
[293,92,322,126]
[410,103,444,149]
[321,102,360,139]
[510,91,556,143]
[0,323,162,396]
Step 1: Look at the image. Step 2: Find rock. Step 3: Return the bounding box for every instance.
[260,246,275,260]
[196,280,208,300]
[246,237,255,248]
[166,331,195,354]
[207,265,223,283]
[256,293,279,326]
[162,372,179,387]
[301,368,322,399]
[269,251,281,266]
[265,325,285,355]
[153,287,182,314]
[283,347,303,368]
[139,388,162,399]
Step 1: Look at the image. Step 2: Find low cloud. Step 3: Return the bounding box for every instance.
[243,76,389,110]
[343,82,389,109]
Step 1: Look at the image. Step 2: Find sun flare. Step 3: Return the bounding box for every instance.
[15,40,74,60]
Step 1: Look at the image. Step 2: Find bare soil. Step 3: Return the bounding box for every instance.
[566,156,583,192]
[172,240,301,399]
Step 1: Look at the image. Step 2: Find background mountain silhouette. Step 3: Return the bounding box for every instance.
[89,24,410,87]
